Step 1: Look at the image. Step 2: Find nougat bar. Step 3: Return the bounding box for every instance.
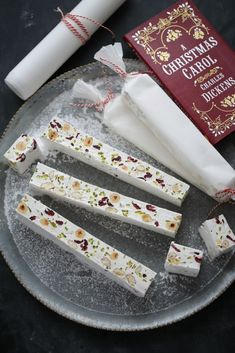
[29,163,182,237]
[16,194,156,297]
[41,117,189,206]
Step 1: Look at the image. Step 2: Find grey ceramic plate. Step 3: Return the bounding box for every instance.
[0,60,235,331]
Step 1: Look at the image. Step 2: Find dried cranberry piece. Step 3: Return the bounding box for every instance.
[194,256,202,263]
[112,155,122,162]
[171,243,181,252]
[54,120,62,128]
[50,122,57,129]
[65,136,74,140]
[32,139,37,150]
[93,145,101,150]
[56,220,64,225]
[226,235,235,243]
[45,208,55,216]
[154,221,159,227]
[146,204,156,212]
[215,216,222,224]
[74,239,88,251]
[16,153,26,162]
[80,239,88,251]
[144,172,152,179]
[30,216,36,221]
[98,197,109,206]
[155,178,165,187]
[127,156,138,163]
[132,202,141,209]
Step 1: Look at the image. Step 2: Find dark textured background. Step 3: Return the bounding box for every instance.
[0,0,235,352]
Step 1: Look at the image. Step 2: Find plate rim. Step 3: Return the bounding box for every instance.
[1,60,235,331]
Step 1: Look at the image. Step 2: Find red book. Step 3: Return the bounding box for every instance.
[124,0,235,144]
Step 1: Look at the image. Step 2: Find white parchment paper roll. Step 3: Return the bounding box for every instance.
[5,0,126,100]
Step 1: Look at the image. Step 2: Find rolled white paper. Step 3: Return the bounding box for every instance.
[5,0,126,100]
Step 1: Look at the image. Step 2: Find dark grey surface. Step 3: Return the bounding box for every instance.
[0,0,235,351]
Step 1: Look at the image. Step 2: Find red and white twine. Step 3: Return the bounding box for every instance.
[56,7,155,108]
[70,83,114,111]
[97,56,155,79]
[56,7,116,109]
[215,188,235,202]
[97,57,127,78]
[207,188,235,219]
[56,7,115,44]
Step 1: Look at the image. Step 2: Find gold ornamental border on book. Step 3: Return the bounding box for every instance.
[132,2,209,65]
[193,98,235,137]
[194,66,222,87]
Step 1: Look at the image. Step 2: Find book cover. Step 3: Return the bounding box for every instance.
[124,0,235,144]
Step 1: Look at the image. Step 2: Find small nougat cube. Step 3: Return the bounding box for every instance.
[4,134,42,174]
[199,214,235,260]
[164,241,203,277]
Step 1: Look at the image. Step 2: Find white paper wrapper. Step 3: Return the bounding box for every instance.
[104,94,184,175]
[72,78,183,176]
[5,0,126,100]
[93,43,235,201]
